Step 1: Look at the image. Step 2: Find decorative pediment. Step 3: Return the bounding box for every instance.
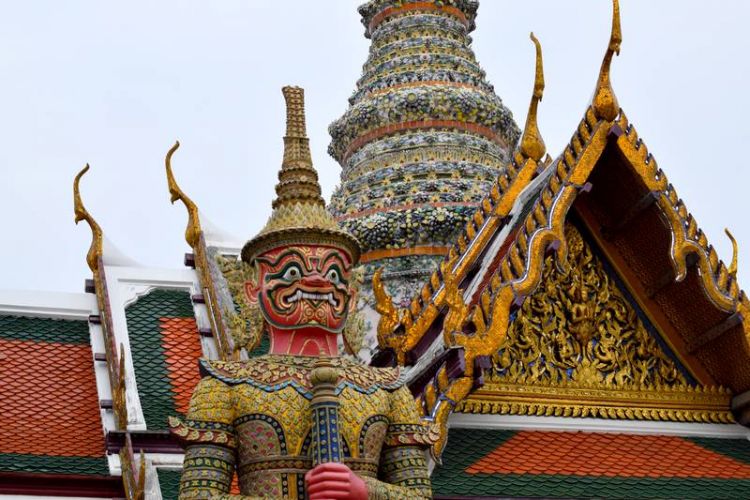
[458,223,733,423]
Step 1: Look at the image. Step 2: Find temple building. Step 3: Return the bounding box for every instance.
[3,0,750,499]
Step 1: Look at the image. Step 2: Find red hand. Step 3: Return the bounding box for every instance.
[305,462,368,500]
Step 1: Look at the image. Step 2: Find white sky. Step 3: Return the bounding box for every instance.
[1,0,749,294]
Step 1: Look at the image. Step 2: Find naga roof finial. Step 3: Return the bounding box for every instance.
[73,164,104,272]
[240,87,361,264]
[725,228,738,277]
[593,0,622,121]
[165,140,202,248]
[519,32,546,163]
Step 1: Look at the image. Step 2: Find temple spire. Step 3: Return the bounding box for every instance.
[519,32,546,163]
[593,0,622,121]
[275,86,324,210]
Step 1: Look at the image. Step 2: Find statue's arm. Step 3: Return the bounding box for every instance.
[364,385,433,499]
[170,376,238,499]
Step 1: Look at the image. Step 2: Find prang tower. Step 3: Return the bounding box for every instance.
[328,0,520,310]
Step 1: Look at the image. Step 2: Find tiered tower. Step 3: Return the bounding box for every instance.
[329,0,520,311]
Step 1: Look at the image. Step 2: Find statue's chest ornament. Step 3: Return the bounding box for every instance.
[200,357,404,399]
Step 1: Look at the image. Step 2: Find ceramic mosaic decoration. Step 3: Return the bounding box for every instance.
[328,0,519,355]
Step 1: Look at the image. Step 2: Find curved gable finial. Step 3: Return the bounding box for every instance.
[725,228,738,277]
[165,141,202,248]
[73,164,104,272]
[593,0,622,121]
[519,32,546,163]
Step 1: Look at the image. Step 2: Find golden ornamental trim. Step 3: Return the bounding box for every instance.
[726,228,738,278]
[164,141,232,359]
[73,164,103,273]
[592,0,621,121]
[73,164,129,429]
[519,32,546,163]
[119,433,146,500]
[614,113,741,312]
[165,141,202,248]
[373,25,553,363]
[417,111,614,459]
[459,381,733,424]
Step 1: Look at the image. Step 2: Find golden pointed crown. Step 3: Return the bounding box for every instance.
[241,86,361,264]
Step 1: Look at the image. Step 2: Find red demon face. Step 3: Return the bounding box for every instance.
[245,245,353,336]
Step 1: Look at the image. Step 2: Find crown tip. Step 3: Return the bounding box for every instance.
[282,86,307,138]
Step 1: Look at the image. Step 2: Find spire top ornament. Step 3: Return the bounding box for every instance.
[519,32,546,162]
[241,87,360,264]
[274,86,324,209]
[593,0,622,121]
[726,228,739,277]
[73,164,103,272]
[165,141,202,248]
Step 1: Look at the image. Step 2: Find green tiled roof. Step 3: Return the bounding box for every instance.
[432,428,750,499]
[126,289,194,430]
[688,436,750,463]
[0,315,90,344]
[0,453,109,476]
[157,468,181,500]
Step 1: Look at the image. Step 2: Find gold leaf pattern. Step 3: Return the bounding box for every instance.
[492,223,686,388]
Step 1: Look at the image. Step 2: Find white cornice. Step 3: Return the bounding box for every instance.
[449,412,750,439]
[202,211,243,253]
[0,289,96,320]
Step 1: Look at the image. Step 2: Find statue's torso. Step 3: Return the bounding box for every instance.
[201,354,403,498]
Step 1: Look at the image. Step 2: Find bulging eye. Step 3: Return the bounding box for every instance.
[326,269,340,284]
[283,265,302,281]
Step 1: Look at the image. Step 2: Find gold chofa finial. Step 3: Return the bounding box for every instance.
[73,164,104,272]
[519,32,546,162]
[725,228,738,277]
[165,141,202,248]
[593,0,622,121]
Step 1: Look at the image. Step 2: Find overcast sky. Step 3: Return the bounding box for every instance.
[1,0,749,294]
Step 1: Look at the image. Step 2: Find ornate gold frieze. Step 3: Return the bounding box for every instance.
[494,224,686,388]
[459,381,733,424]
[463,223,734,423]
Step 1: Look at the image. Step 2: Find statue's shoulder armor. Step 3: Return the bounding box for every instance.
[199,358,255,383]
[342,359,405,392]
[199,356,405,396]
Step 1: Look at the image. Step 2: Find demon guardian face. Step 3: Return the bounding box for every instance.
[244,245,354,336]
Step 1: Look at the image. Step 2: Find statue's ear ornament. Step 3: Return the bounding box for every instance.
[343,265,367,356]
[216,255,265,357]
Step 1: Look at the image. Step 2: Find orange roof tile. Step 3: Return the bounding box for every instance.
[0,338,104,457]
[160,317,202,415]
[467,431,750,479]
